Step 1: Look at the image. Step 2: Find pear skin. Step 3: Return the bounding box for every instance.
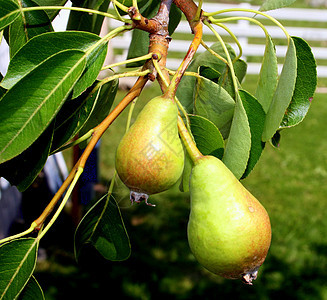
[115,96,184,204]
[187,155,271,284]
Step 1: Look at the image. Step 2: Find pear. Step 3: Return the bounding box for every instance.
[187,155,271,284]
[115,96,184,206]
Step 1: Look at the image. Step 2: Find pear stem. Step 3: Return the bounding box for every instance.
[177,116,203,163]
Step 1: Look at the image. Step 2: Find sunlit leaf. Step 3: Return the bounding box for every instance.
[193,76,235,139]
[189,114,224,159]
[0,238,39,300]
[0,0,20,31]
[0,50,86,163]
[239,90,266,179]
[280,36,317,128]
[9,0,53,58]
[222,96,251,179]
[262,38,297,142]
[260,0,296,11]
[255,35,278,113]
[1,31,106,95]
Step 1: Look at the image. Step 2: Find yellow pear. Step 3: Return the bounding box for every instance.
[115,96,184,206]
[188,155,271,284]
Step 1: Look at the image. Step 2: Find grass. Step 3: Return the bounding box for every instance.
[42,74,327,299]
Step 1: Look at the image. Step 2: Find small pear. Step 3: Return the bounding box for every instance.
[187,156,271,284]
[115,96,184,205]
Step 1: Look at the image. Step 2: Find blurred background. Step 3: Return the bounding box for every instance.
[1,0,327,299]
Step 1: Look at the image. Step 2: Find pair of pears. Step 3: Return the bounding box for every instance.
[115,95,271,283]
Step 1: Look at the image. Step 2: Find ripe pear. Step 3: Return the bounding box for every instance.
[187,155,271,284]
[115,96,184,206]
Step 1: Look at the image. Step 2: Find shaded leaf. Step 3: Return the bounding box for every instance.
[9,0,53,58]
[0,0,20,31]
[199,65,221,83]
[193,76,235,139]
[239,90,266,179]
[0,122,54,192]
[262,38,297,142]
[75,193,131,262]
[176,42,244,112]
[280,36,317,128]
[0,50,86,163]
[67,0,110,35]
[255,35,278,113]
[260,0,296,11]
[18,276,44,300]
[0,238,39,300]
[222,96,251,179]
[168,3,182,35]
[79,78,118,136]
[33,0,68,20]
[189,114,224,159]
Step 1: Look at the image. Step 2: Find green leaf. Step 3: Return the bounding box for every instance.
[18,276,44,300]
[255,35,278,113]
[32,0,68,20]
[0,49,86,163]
[189,114,224,159]
[51,84,101,152]
[126,29,149,68]
[1,31,105,92]
[9,0,53,58]
[78,78,118,136]
[193,76,235,139]
[262,38,297,142]
[0,122,54,192]
[0,238,39,300]
[0,0,20,31]
[168,3,182,35]
[260,0,296,11]
[67,0,110,35]
[74,193,131,262]
[176,42,244,112]
[222,96,251,180]
[280,36,317,128]
[239,90,266,179]
[199,66,221,83]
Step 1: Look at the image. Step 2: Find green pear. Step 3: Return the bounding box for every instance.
[115,96,184,206]
[188,155,271,284]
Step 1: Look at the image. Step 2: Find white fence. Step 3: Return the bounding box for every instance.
[110,2,327,78]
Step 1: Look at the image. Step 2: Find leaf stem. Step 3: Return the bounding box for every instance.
[21,5,132,23]
[102,53,154,70]
[204,8,290,39]
[204,20,239,99]
[200,40,228,64]
[54,129,94,153]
